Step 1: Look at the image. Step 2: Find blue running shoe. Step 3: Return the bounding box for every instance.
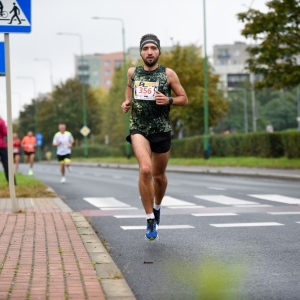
[153,208,161,225]
[145,218,158,241]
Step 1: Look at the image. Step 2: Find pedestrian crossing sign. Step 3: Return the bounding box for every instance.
[80,126,91,137]
[0,0,31,33]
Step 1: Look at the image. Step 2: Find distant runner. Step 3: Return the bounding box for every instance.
[52,124,74,183]
[21,131,36,175]
[13,133,21,173]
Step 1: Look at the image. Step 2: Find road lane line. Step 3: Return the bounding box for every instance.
[83,197,131,208]
[168,205,205,209]
[194,195,258,205]
[268,212,300,215]
[162,196,196,207]
[210,222,284,228]
[114,215,145,218]
[192,213,238,217]
[121,225,195,230]
[249,194,300,205]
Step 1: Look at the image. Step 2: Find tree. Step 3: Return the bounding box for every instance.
[237,0,300,89]
[159,44,228,137]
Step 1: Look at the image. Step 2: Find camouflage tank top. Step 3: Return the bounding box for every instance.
[130,65,172,135]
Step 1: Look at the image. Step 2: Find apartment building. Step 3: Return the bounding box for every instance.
[75,46,173,91]
[212,41,251,88]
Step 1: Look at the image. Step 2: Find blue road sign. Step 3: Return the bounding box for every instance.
[0,0,31,33]
[0,42,5,75]
[36,132,43,146]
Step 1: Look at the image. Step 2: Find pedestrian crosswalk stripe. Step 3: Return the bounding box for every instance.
[234,204,273,207]
[210,222,284,228]
[162,196,196,207]
[101,207,138,210]
[249,194,300,205]
[168,205,205,209]
[114,215,145,218]
[83,197,132,210]
[268,212,300,215]
[192,213,238,217]
[120,225,195,230]
[194,195,258,206]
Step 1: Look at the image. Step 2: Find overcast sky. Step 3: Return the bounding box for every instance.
[0,0,269,121]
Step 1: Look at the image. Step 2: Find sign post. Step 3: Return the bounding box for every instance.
[1,0,31,212]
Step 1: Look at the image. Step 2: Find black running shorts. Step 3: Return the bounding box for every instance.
[126,130,171,153]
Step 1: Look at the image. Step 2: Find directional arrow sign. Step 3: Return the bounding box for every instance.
[80,126,91,137]
[0,0,31,33]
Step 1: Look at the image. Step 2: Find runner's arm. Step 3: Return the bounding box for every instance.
[121,67,135,113]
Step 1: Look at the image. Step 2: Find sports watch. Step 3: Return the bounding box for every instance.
[168,97,173,105]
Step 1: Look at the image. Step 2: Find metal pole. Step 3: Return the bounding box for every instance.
[57,33,88,156]
[297,85,300,132]
[92,17,131,158]
[250,73,257,132]
[203,0,209,159]
[4,33,18,212]
[243,88,248,133]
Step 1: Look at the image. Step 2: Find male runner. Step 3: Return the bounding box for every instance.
[121,34,188,241]
[21,131,36,175]
[52,123,74,183]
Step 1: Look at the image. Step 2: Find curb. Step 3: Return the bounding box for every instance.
[57,198,136,300]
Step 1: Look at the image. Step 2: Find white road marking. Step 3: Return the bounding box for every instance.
[249,194,300,205]
[121,225,195,230]
[192,213,238,217]
[210,222,284,228]
[83,197,132,209]
[234,204,273,207]
[162,196,196,207]
[194,195,258,206]
[168,205,205,209]
[268,212,300,215]
[100,207,138,210]
[114,215,145,218]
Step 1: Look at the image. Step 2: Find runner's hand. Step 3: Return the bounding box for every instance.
[121,100,131,113]
[155,91,168,105]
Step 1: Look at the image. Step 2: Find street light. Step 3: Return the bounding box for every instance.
[57,32,88,157]
[203,0,210,159]
[228,87,249,133]
[16,76,37,134]
[92,16,131,158]
[34,58,57,123]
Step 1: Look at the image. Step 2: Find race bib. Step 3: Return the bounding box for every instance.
[13,148,19,153]
[134,81,159,100]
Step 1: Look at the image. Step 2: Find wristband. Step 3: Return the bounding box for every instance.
[168,97,173,105]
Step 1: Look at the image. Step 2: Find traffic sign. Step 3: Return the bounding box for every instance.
[0,42,5,75]
[0,0,31,33]
[36,132,43,146]
[80,126,91,137]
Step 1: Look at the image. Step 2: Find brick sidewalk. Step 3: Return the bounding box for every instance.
[0,199,106,300]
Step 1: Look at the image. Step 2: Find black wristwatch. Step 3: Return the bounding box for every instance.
[168,97,173,105]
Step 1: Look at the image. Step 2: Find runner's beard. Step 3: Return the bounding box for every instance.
[143,56,159,67]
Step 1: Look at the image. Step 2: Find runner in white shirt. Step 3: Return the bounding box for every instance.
[52,124,74,183]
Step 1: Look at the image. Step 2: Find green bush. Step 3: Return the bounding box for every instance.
[72,145,122,157]
[172,132,300,158]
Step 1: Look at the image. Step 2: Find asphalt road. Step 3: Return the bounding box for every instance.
[22,163,300,300]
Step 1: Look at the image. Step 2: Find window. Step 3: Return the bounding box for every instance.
[104,60,111,66]
[93,71,99,76]
[105,70,111,76]
[105,79,111,85]
[114,60,123,69]
[233,49,240,56]
[218,49,230,58]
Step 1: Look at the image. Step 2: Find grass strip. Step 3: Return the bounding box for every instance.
[0,172,56,198]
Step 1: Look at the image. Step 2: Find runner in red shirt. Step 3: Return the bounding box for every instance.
[13,133,21,173]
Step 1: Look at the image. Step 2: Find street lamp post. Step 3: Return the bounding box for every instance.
[57,32,88,157]
[228,87,248,133]
[17,76,37,134]
[17,76,39,160]
[92,17,131,158]
[203,0,210,159]
[34,58,57,123]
